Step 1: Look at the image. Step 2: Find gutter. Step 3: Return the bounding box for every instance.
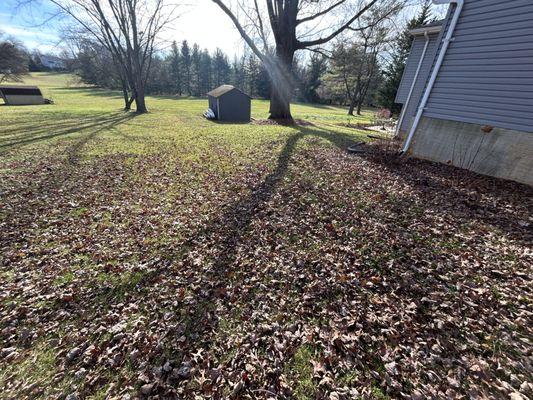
[395,31,432,138]
[409,25,443,36]
[401,0,465,154]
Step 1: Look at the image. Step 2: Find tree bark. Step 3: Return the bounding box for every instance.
[121,79,132,110]
[268,47,295,121]
[348,101,355,116]
[269,83,292,120]
[348,79,361,116]
[134,87,147,113]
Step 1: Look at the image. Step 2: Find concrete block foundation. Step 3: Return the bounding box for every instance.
[409,117,533,186]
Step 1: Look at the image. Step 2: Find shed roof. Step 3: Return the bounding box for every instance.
[409,20,444,36]
[207,85,250,98]
[0,85,41,90]
[0,85,43,96]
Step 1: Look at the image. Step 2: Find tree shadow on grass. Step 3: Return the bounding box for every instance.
[52,86,124,100]
[160,122,531,390]
[0,111,137,155]
[3,119,530,397]
[54,86,204,102]
[161,125,366,353]
[177,124,359,265]
[173,121,531,322]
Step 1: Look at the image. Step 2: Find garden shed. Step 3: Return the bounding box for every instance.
[207,85,251,122]
[0,85,45,106]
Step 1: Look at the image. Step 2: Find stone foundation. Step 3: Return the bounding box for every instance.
[409,117,533,186]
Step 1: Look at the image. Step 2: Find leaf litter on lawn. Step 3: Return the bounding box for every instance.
[1,137,532,399]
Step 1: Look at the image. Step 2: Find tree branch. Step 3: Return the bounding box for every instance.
[296,0,380,49]
[296,0,346,26]
[211,0,266,62]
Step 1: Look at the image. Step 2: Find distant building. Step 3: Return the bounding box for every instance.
[0,86,45,105]
[206,85,251,122]
[396,0,533,186]
[40,55,66,71]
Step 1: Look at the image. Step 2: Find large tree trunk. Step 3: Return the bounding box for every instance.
[348,97,357,116]
[269,80,293,120]
[134,92,147,113]
[134,78,148,113]
[357,100,363,115]
[268,47,295,121]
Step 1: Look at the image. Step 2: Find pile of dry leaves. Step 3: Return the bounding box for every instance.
[1,133,531,399]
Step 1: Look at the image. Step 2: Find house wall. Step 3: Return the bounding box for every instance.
[411,117,533,186]
[423,0,533,133]
[395,32,441,134]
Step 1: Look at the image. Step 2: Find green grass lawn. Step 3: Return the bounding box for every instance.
[0,73,373,161]
[1,73,532,400]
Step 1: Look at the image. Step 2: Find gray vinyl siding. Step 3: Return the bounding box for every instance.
[395,33,440,104]
[424,0,533,133]
[395,32,441,132]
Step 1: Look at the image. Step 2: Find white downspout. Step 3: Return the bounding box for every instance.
[395,31,431,138]
[401,0,465,153]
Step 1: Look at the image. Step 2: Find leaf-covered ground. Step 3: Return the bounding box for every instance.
[1,74,532,400]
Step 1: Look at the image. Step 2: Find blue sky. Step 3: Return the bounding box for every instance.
[0,0,243,56]
[1,0,446,57]
[0,0,64,53]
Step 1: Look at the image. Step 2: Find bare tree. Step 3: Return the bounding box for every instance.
[22,0,179,113]
[0,32,29,84]
[212,0,401,121]
[346,16,390,115]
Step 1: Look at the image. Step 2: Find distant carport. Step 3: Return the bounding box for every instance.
[0,86,45,106]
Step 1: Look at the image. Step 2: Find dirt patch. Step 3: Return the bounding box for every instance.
[251,118,315,127]
[336,122,373,130]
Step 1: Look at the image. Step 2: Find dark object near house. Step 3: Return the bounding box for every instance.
[0,85,46,105]
[206,85,251,122]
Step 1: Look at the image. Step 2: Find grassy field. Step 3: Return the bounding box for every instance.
[1,73,532,400]
[0,73,372,160]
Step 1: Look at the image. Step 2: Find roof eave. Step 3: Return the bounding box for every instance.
[409,25,442,36]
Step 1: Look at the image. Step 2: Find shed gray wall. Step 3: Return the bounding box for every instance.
[424,0,533,133]
[395,32,441,133]
[3,95,45,106]
[208,95,218,117]
[217,90,251,122]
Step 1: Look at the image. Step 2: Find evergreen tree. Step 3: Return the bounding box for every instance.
[231,56,246,92]
[191,44,201,96]
[168,41,182,95]
[377,1,432,114]
[246,55,261,97]
[302,53,328,103]
[256,64,271,99]
[28,51,43,72]
[181,40,192,95]
[212,48,230,87]
[199,49,212,94]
